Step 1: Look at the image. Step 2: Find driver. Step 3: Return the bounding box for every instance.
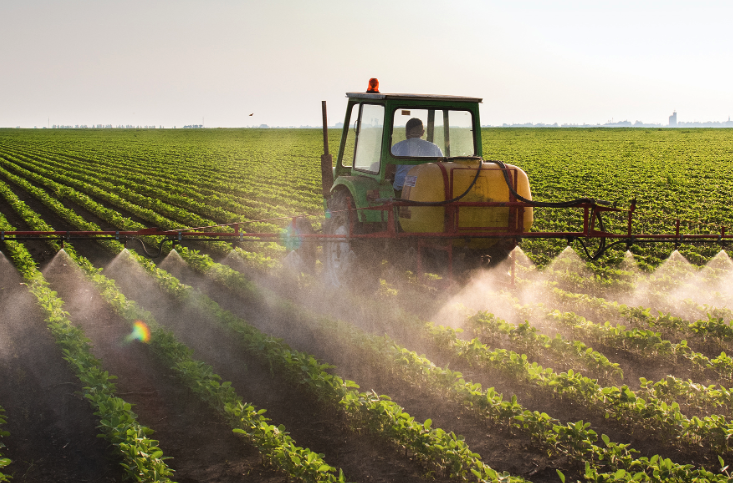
[392,118,443,193]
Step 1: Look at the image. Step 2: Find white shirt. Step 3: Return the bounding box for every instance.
[392,138,443,190]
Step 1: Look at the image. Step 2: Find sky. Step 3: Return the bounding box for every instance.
[2,0,732,128]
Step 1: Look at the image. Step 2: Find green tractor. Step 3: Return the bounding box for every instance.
[316,79,534,287]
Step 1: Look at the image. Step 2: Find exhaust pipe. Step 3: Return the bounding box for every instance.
[321,101,334,199]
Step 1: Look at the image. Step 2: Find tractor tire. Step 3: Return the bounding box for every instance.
[324,190,381,288]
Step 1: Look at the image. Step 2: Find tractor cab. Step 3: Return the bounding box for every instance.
[331,87,483,223]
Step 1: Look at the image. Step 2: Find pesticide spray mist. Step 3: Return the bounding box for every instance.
[425,244,733,350]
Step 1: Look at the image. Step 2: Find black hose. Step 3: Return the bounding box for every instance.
[132,237,168,258]
[400,157,484,206]
[577,238,627,260]
[575,210,609,259]
[402,157,599,208]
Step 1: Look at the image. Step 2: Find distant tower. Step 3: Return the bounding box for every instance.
[669,110,677,127]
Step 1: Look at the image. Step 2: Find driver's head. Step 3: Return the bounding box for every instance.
[405,118,424,138]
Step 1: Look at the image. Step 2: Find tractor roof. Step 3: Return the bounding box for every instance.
[346,92,482,103]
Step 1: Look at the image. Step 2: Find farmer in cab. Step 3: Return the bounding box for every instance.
[391,117,443,195]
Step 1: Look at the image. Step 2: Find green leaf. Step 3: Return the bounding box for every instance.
[556,469,566,483]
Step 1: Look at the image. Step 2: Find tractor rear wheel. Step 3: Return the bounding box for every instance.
[324,190,381,288]
[324,190,357,287]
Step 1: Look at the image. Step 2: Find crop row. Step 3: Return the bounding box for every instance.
[497,288,733,384]
[426,322,733,480]
[240,264,733,472]
[465,311,623,383]
[0,155,225,254]
[459,311,733,455]
[441,283,733,422]
[548,285,733,352]
[493,292,733,426]
[4,127,733,268]
[0,153,239,232]
[488,128,733,266]
[5,130,732,482]
[3,138,661,479]
[509,286,733,416]
[8,144,300,219]
[547,310,733,380]
[8,158,728,476]
[0,153,284,267]
[0,138,322,213]
[3,150,284,233]
[5,143,298,275]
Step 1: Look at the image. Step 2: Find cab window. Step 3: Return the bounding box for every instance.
[353,103,384,173]
[341,104,359,167]
[391,108,475,158]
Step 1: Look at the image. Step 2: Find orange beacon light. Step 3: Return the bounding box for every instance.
[367,78,380,93]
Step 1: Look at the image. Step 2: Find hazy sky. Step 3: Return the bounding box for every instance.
[2,1,732,128]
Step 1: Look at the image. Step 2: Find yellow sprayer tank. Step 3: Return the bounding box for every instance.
[398,158,533,249]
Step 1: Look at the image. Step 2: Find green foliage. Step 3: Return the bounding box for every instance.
[0,406,11,482]
[467,311,623,382]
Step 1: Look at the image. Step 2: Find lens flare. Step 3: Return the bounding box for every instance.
[125,320,151,343]
[279,224,303,251]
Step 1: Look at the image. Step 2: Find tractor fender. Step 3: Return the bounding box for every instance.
[330,176,394,223]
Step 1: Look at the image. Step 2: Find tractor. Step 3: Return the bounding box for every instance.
[317,78,534,286]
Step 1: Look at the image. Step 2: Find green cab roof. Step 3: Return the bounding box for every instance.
[346,92,482,103]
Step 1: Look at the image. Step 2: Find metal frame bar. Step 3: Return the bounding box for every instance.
[2,200,728,284]
[1,201,729,243]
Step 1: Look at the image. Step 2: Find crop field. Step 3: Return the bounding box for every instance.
[2,127,733,482]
